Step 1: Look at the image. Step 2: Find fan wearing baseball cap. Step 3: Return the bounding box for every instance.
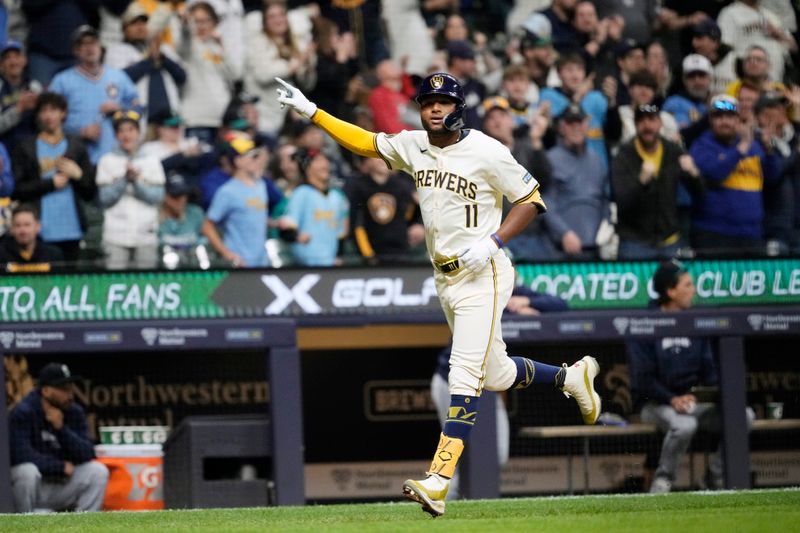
[611,102,704,260]
[688,19,738,94]
[598,39,646,108]
[543,101,609,259]
[481,95,553,262]
[0,40,42,151]
[518,14,557,90]
[158,173,208,268]
[663,55,713,130]
[95,109,166,270]
[8,362,109,512]
[202,132,271,267]
[613,70,681,146]
[540,53,611,172]
[104,3,186,133]
[688,93,783,253]
[657,3,723,60]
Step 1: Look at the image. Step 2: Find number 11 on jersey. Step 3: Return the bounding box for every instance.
[465,204,478,228]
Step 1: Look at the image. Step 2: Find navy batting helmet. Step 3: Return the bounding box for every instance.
[415,72,466,131]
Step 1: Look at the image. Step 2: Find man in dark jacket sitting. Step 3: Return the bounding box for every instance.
[9,362,108,513]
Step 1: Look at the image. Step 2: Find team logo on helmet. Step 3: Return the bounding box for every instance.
[430,75,444,89]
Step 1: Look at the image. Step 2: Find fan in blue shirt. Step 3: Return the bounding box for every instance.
[49,27,139,164]
[203,133,271,268]
[283,149,349,267]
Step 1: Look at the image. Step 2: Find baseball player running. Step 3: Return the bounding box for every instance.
[276,73,600,517]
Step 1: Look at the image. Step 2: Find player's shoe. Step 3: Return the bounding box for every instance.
[402,474,449,517]
[561,356,601,424]
[649,476,672,494]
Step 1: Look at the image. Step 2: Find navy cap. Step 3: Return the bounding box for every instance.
[693,19,722,41]
[0,40,23,56]
[447,40,475,60]
[615,38,644,59]
[755,90,787,113]
[634,104,660,122]
[165,173,192,197]
[560,104,587,122]
[38,363,82,388]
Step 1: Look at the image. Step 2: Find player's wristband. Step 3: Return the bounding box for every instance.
[490,233,504,249]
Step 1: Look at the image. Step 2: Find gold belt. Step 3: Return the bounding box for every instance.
[658,232,681,247]
[433,257,461,274]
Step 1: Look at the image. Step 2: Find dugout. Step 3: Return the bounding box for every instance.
[0,318,304,512]
[295,306,800,499]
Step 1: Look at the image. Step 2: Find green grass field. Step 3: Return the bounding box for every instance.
[3,488,799,533]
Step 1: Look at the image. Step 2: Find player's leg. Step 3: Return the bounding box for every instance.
[39,460,109,512]
[10,463,41,513]
[502,353,601,424]
[72,460,110,511]
[496,393,510,467]
[430,371,461,500]
[481,256,602,424]
[695,404,755,490]
[402,265,500,516]
[641,403,698,493]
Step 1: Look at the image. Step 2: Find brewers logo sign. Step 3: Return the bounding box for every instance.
[430,75,444,89]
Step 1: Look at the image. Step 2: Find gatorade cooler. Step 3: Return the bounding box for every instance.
[95,426,168,511]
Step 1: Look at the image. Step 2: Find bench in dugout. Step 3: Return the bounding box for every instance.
[518,419,800,494]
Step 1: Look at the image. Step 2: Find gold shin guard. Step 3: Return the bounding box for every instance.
[426,433,465,479]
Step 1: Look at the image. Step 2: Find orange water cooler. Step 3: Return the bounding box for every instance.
[95,426,168,511]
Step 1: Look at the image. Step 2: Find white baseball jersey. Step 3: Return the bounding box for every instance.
[374,129,541,263]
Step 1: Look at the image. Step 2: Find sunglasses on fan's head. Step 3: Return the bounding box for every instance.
[710,97,737,115]
[111,109,141,130]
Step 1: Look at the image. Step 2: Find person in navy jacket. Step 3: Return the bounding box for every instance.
[9,362,108,512]
[627,260,753,493]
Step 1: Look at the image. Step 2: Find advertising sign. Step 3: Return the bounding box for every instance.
[516,258,800,309]
[1,259,798,322]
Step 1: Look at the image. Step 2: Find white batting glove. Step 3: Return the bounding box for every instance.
[275,77,317,118]
[457,237,500,274]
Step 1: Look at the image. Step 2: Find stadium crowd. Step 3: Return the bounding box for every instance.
[0,0,799,270]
